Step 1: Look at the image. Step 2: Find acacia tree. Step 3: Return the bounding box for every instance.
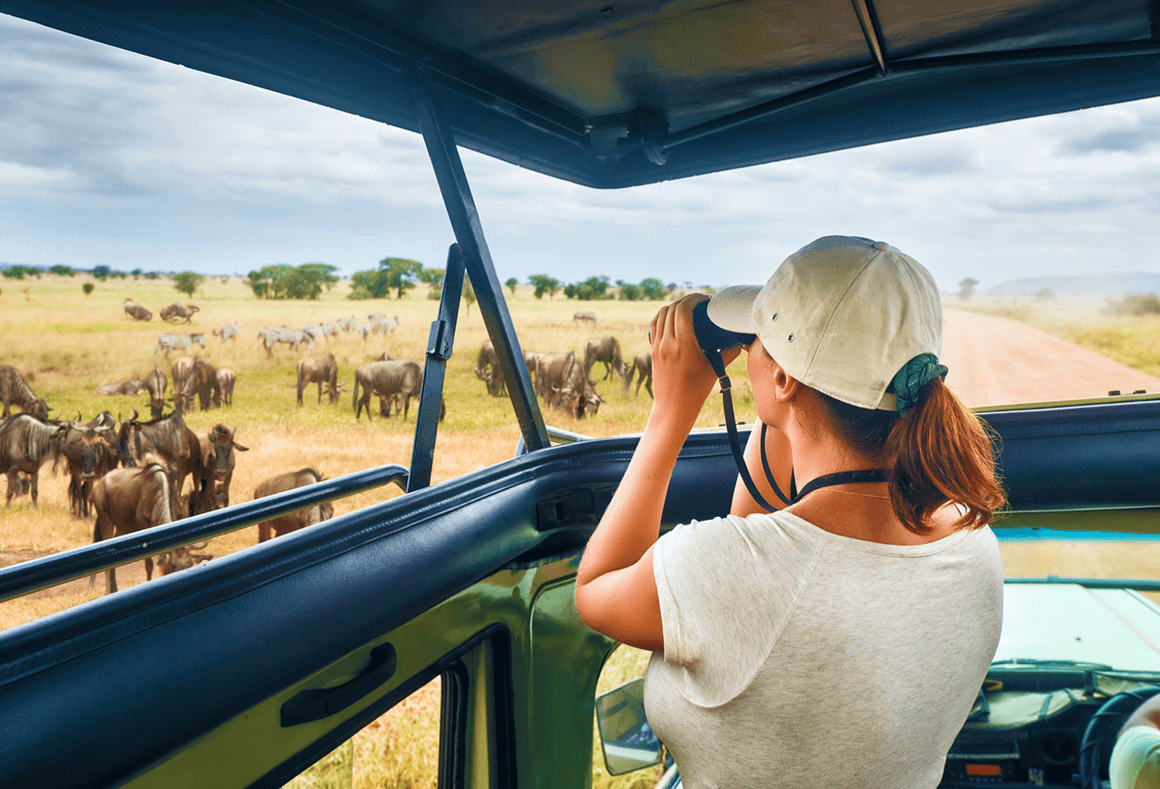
[528,274,560,300]
[958,278,979,300]
[174,271,204,297]
[505,277,519,296]
[419,267,446,299]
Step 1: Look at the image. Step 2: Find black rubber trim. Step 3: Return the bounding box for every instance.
[280,643,398,727]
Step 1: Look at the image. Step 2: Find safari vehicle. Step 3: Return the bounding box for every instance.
[1,1,1159,788]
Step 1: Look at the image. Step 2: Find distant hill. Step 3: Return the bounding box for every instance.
[989,272,1160,295]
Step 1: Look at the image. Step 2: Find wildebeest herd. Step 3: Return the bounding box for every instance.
[3,299,656,598]
[473,333,653,419]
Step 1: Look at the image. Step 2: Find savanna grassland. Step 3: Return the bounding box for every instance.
[2,273,743,631]
[3,276,1159,788]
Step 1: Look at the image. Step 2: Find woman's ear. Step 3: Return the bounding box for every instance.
[771,361,800,403]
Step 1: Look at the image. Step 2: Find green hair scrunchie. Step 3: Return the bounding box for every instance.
[892,353,948,417]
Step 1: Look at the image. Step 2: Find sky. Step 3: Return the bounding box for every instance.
[2,13,1159,292]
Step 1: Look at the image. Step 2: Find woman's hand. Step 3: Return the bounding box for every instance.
[648,293,742,434]
[574,293,742,652]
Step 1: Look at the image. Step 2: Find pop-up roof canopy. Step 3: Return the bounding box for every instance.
[7,0,1160,188]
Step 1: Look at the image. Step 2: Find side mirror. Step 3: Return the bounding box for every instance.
[595,678,663,775]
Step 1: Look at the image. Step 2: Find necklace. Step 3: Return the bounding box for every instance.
[819,487,890,500]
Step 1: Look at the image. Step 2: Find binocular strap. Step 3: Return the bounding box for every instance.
[709,353,795,511]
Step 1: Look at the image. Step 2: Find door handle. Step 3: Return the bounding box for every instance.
[280,643,397,727]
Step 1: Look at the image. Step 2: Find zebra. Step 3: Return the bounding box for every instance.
[155,333,206,357]
[212,321,241,343]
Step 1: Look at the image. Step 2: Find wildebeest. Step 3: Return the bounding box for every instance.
[171,356,193,396]
[573,311,597,327]
[155,333,206,357]
[94,379,146,396]
[297,353,340,405]
[0,414,68,507]
[117,408,206,517]
[474,340,506,397]
[215,368,236,407]
[88,463,209,594]
[212,321,241,343]
[123,298,153,322]
[624,350,654,398]
[536,352,602,419]
[59,412,120,517]
[145,366,167,419]
[354,359,432,421]
[198,425,248,509]
[159,303,200,323]
[0,365,48,420]
[254,468,334,542]
[584,336,627,381]
[174,357,220,412]
[474,341,540,398]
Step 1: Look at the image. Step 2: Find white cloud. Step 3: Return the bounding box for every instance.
[3,13,1160,290]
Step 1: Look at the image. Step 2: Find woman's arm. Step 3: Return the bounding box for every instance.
[575,294,739,651]
[730,418,794,516]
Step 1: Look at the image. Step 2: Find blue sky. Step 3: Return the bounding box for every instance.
[2,13,1159,292]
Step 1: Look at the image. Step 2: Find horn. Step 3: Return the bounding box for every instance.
[130,406,139,422]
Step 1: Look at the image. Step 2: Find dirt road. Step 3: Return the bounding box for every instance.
[943,309,1160,407]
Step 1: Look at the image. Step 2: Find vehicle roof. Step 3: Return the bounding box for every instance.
[8,0,1160,188]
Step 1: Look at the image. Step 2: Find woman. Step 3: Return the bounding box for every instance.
[575,236,1005,788]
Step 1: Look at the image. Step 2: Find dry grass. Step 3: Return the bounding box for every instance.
[287,677,442,789]
[4,279,1159,788]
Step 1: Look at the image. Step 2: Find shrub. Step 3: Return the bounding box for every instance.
[1105,293,1160,316]
[82,283,95,296]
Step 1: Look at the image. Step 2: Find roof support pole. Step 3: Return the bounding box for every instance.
[407,244,463,491]
[405,64,550,452]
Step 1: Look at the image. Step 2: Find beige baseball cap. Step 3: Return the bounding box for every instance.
[706,235,943,411]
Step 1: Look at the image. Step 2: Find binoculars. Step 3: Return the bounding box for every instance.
[692,300,755,358]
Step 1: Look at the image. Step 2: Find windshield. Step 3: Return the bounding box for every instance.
[1,14,1158,659]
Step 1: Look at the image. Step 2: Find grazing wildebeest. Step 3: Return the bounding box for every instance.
[123,299,153,322]
[353,359,426,421]
[212,321,241,343]
[474,340,506,397]
[155,333,206,357]
[171,356,194,399]
[145,366,167,419]
[215,368,236,407]
[0,414,68,507]
[536,352,602,419]
[573,311,597,327]
[198,425,248,509]
[297,353,340,405]
[59,412,120,517]
[88,463,210,594]
[174,357,220,412]
[117,408,206,517]
[253,468,334,542]
[584,336,627,381]
[94,379,146,396]
[159,303,200,323]
[624,350,654,398]
[0,365,48,420]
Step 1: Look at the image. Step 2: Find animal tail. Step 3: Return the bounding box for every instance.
[624,361,636,391]
[352,373,361,415]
